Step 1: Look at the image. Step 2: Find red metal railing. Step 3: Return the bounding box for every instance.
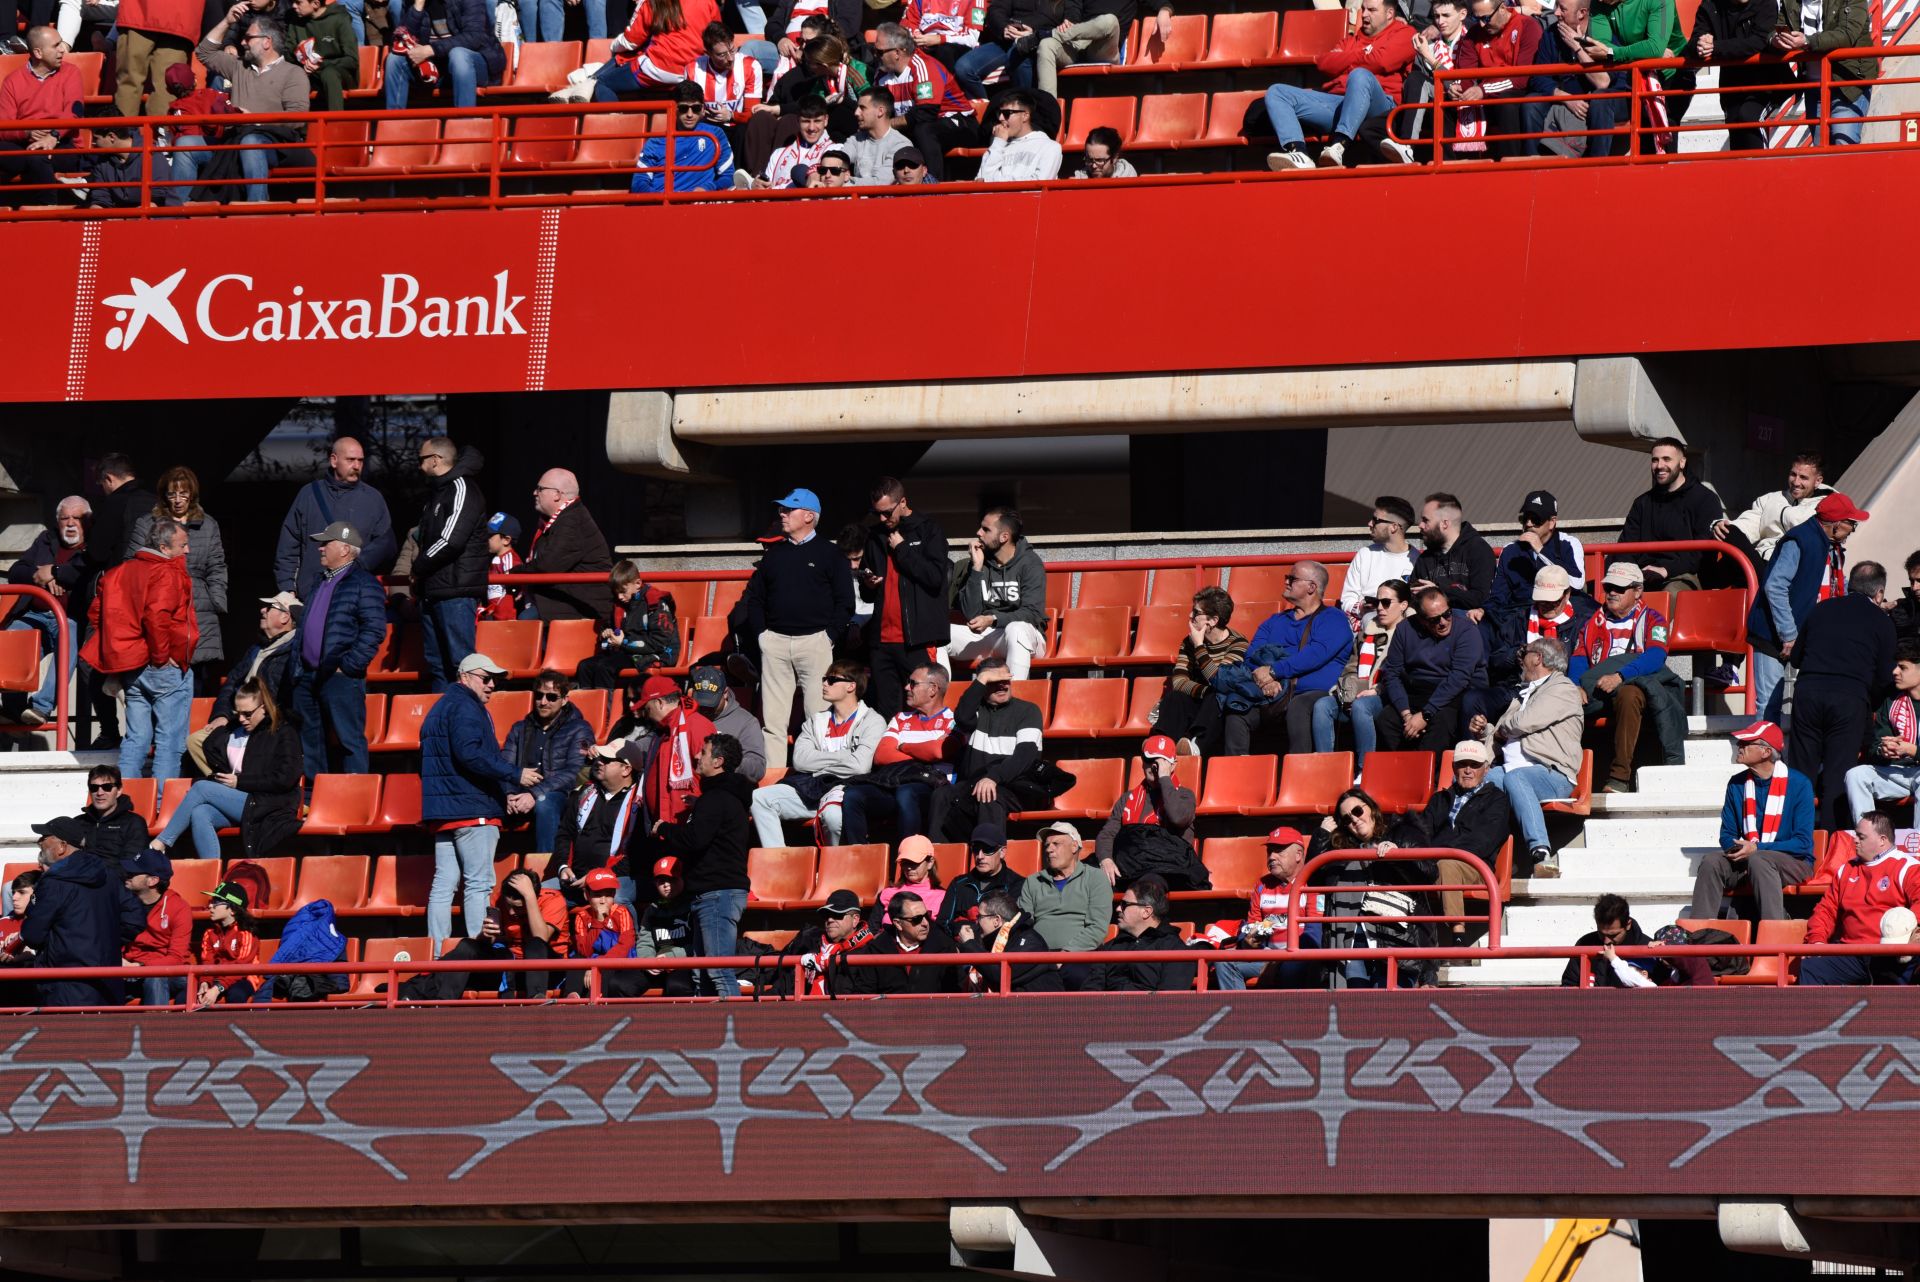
[1289,847,1502,953]
[0,584,72,751]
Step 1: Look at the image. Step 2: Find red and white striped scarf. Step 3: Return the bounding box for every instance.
[1527,604,1574,644]
[1355,631,1381,684]
[1892,696,1918,744]
[1742,766,1791,844]
[530,497,578,552]
[1818,541,1846,603]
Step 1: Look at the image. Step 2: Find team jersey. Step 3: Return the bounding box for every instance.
[874,706,955,764]
[766,133,831,187]
[781,0,830,41]
[684,52,765,113]
[903,0,985,46]
[571,903,638,961]
[1576,603,1667,665]
[879,51,973,118]
[199,921,261,992]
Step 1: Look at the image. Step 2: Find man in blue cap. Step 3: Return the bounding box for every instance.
[482,511,528,621]
[737,488,856,769]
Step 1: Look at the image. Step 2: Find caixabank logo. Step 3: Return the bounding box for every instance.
[99,268,529,350]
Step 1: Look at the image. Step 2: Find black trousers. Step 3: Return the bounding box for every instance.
[928,779,1009,842]
[1373,695,1461,752]
[903,105,979,181]
[1788,679,1873,828]
[1153,687,1223,751]
[409,937,557,1001]
[869,641,939,721]
[1224,696,1317,756]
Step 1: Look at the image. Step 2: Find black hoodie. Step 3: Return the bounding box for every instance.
[73,796,147,864]
[1620,476,1726,582]
[1411,521,1497,612]
[660,771,754,897]
[1089,921,1194,992]
[413,446,492,602]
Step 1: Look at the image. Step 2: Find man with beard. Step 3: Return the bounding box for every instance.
[1715,452,1834,567]
[184,7,311,204]
[1619,437,1726,593]
[1411,492,1497,621]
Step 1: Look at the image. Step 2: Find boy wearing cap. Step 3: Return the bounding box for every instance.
[122,847,191,1006]
[1570,561,1684,792]
[289,521,389,784]
[738,488,854,769]
[564,867,640,997]
[656,733,754,997]
[749,662,884,848]
[631,857,697,997]
[479,513,527,622]
[576,560,681,691]
[1845,640,1920,826]
[1747,491,1869,720]
[1093,735,1197,882]
[1214,827,1324,991]
[1786,560,1898,827]
[1689,719,1815,922]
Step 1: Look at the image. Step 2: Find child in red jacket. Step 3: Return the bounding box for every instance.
[195,881,262,1006]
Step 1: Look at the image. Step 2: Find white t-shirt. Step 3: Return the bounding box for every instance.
[1340,544,1419,615]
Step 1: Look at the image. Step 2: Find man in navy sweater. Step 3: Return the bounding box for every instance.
[738,488,854,769]
[1374,586,1487,751]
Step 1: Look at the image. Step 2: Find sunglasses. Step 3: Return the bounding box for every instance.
[1603,583,1637,594]
[89,783,119,793]
[1364,597,1392,609]
[996,107,1027,120]
[476,674,499,686]
[534,692,565,702]
[1341,806,1368,820]
[897,913,931,925]
[970,846,1001,856]
[817,164,848,175]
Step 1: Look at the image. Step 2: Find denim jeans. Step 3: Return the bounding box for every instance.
[122,663,192,782]
[530,788,567,854]
[420,596,478,693]
[1263,67,1394,147]
[158,778,248,859]
[430,823,500,949]
[6,608,75,717]
[336,0,364,42]
[1213,952,1322,990]
[953,40,1034,97]
[840,780,934,843]
[1488,763,1575,853]
[1751,650,1786,723]
[739,38,778,76]
[1583,71,1631,156]
[517,0,562,40]
[592,56,675,102]
[293,669,371,782]
[733,0,766,32]
[1310,692,1379,763]
[139,974,189,1006]
[386,45,493,110]
[1806,76,1868,145]
[691,887,747,997]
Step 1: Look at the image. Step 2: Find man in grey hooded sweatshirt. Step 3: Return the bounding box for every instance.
[948,508,1048,679]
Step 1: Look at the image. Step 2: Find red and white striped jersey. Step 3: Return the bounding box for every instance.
[684,52,765,113]
[782,0,830,40]
[903,0,985,46]
[766,133,831,187]
[879,51,974,118]
[875,706,955,764]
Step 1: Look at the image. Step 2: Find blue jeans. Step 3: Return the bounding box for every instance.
[691,887,747,997]
[1752,650,1787,722]
[740,38,778,76]
[386,45,493,110]
[122,663,192,782]
[839,780,934,843]
[1213,952,1322,990]
[430,823,499,949]
[1807,77,1868,145]
[530,789,567,854]
[592,57,674,102]
[954,40,1034,96]
[1584,71,1631,157]
[7,608,75,717]
[1263,67,1393,147]
[1488,763,1575,854]
[336,0,364,42]
[293,669,370,782]
[733,0,766,32]
[421,597,478,693]
[158,779,248,859]
[1310,692,1379,763]
[235,129,295,204]
[517,0,561,40]
[139,975,189,1007]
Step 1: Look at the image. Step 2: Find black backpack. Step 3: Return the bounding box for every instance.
[1684,927,1751,976]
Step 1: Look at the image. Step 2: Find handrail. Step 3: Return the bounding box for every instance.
[0,585,71,751]
[1288,847,1503,951]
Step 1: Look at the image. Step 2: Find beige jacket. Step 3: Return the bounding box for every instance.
[1491,673,1584,782]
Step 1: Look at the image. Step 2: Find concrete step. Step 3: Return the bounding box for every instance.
[1688,714,1757,736]
[1441,956,1568,986]
[0,752,90,846]
[1634,763,1738,793]
[1518,874,1699,902]
[1580,810,1722,843]
[1683,738,1736,767]
[1590,792,1722,818]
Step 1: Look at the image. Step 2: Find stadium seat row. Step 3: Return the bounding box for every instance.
[1057,8,1347,77]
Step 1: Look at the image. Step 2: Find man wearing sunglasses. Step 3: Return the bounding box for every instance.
[71,765,148,863]
[632,81,736,193]
[1450,0,1541,158]
[1569,561,1685,792]
[804,148,855,186]
[978,88,1062,181]
[503,670,598,854]
[1087,874,1189,991]
[1339,495,1418,620]
[1374,585,1486,751]
[840,888,961,994]
[858,476,950,721]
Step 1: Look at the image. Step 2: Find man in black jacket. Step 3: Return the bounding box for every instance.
[3,495,91,727]
[954,889,1063,991]
[413,438,491,692]
[928,660,1048,840]
[1619,438,1726,592]
[1089,874,1192,991]
[1394,740,1511,945]
[1789,562,1899,827]
[20,816,138,1008]
[1891,552,1920,645]
[1561,893,1653,987]
[655,733,754,998]
[88,454,155,578]
[1411,492,1497,619]
[936,823,1027,931]
[72,765,149,863]
[515,468,613,624]
[740,488,855,769]
[841,889,960,994]
[860,476,949,721]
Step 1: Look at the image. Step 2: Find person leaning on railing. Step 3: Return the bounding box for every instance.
[1684,0,1786,150]
[1576,0,1685,158]
[1768,0,1873,145]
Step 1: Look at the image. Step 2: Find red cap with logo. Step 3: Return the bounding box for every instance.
[653,856,680,880]
[583,868,619,892]
[1731,720,1785,753]
[1814,492,1870,523]
[1141,734,1177,761]
[1265,825,1308,848]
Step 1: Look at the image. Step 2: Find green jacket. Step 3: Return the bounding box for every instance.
[1868,694,1920,762]
[288,6,360,82]
[1590,0,1685,68]
[1017,860,1110,954]
[1803,0,1876,102]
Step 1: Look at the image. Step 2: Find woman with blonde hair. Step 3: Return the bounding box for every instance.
[147,679,303,861]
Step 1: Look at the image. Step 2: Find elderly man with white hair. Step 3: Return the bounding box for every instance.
[3,495,91,727]
[1473,636,1585,879]
[1687,719,1816,923]
[513,467,614,624]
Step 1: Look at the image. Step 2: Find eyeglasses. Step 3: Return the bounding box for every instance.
[534,692,565,703]
[871,503,899,518]
[897,913,931,925]
[1368,516,1401,529]
[1285,574,1312,586]
[1118,900,1145,912]
[533,484,562,495]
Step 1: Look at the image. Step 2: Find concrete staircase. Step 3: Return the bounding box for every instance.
[1442,714,1751,986]
[0,750,96,864]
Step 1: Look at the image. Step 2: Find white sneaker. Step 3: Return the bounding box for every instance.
[1266,149,1314,171]
[1379,138,1416,164]
[1316,139,1346,168]
[1176,737,1200,758]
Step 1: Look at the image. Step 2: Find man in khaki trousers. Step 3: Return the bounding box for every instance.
[737,488,855,769]
[112,0,203,116]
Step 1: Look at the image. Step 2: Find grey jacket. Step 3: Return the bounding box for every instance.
[954,538,1047,630]
[847,126,911,184]
[128,510,228,664]
[791,703,887,780]
[708,692,768,784]
[1491,672,1585,783]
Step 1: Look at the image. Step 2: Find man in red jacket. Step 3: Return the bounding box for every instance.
[113,0,203,116]
[1800,810,1920,986]
[1453,0,1544,159]
[84,519,198,784]
[1263,0,1415,169]
[122,848,191,1006]
[0,28,83,205]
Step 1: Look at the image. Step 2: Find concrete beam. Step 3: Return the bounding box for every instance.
[604,389,722,481]
[1835,388,1920,575]
[950,1206,1168,1282]
[1719,1201,1920,1271]
[1570,356,1683,447]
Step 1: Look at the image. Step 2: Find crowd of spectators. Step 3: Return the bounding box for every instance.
[0,0,1880,207]
[6,433,1919,1004]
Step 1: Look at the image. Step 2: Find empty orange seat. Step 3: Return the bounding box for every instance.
[1226,564,1290,603]
[1279,7,1345,58]
[1125,12,1206,66]
[1045,571,1074,612]
[376,694,437,751]
[497,40,583,93]
[116,777,160,828]
[475,620,543,678]
[342,44,383,102]
[376,773,422,830]
[187,696,215,734]
[415,115,501,173]
[368,623,426,683]
[153,777,193,837]
[1718,918,1806,985]
[0,629,37,692]
[567,688,611,737]
[302,774,382,836]
[1004,839,1041,877]
[708,578,748,620]
[488,690,533,745]
[1200,837,1269,895]
[1133,93,1207,147]
[930,842,968,887]
[1669,589,1747,653]
[1204,10,1277,63]
[568,109,652,167]
[365,116,439,170]
[351,936,435,995]
[363,692,386,744]
[169,857,222,906]
[508,114,578,165]
[1063,96,1136,148]
[368,855,433,913]
[1128,605,1188,662]
[1075,570,1148,611]
[1017,756,1124,821]
[808,844,889,904]
[1040,607,1132,667]
[1359,751,1435,813]
[1273,751,1354,814]
[540,618,600,675]
[1197,754,1278,815]
[674,615,733,672]
[748,846,817,907]
[1149,567,1216,604]
[1047,678,1128,738]
[1009,678,1052,721]
[291,855,371,911]
[1121,675,1166,734]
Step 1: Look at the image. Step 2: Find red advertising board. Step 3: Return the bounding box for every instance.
[9,149,1920,405]
[2,991,1917,1218]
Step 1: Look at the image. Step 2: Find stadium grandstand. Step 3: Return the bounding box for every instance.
[8,0,1920,1270]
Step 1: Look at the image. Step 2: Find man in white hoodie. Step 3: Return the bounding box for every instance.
[978,88,1061,182]
[750,661,887,847]
[1714,452,1833,565]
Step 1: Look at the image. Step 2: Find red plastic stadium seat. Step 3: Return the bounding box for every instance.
[1005,839,1041,877]
[1040,607,1132,667]
[1126,605,1187,663]
[509,114,579,166]
[1133,93,1207,148]
[1718,918,1806,985]
[1047,678,1128,738]
[343,44,383,102]
[748,846,817,907]
[375,694,436,751]
[1272,751,1354,815]
[0,629,37,692]
[417,115,503,173]
[1017,756,1124,821]
[1359,751,1435,813]
[367,855,432,913]
[366,116,440,170]
[351,936,434,995]
[1149,567,1216,604]
[116,777,160,829]
[1063,96,1137,149]
[65,50,106,99]
[2,861,35,890]
[1200,837,1268,895]
[488,690,533,745]
[170,857,222,907]
[363,693,387,745]
[1121,676,1166,734]
[1676,917,1752,944]
[475,620,543,679]
[1668,589,1747,653]
[1460,837,1513,902]
[585,37,616,62]
[188,696,215,734]
[488,40,582,95]
[1204,10,1278,64]
[1045,571,1074,612]
[1540,750,1594,817]
[808,844,889,905]
[1227,564,1290,603]
[1279,7,1345,59]
[1125,12,1205,66]
[673,615,732,673]
[291,855,371,912]
[708,578,748,620]
[567,688,611,738]
[569,110,652,167]
[931,842,967,886]
[154,777,193,837]
[0,55,28,88]
[368,624,426,682]
[1197,754,1277,815]
[1010,678,1052,722]
[376,773,422,830]
[302,774,381,836]
[1075,570,1148,611]
[538,617,600,675]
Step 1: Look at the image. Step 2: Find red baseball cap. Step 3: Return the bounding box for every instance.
[1814,492,1869,523]
[652,856,680,880]
[1265,825,1307,848]
[1731,720,1785,753]
[638,675,681,702]
[583,868,619,892]
[1141,734,1177,761]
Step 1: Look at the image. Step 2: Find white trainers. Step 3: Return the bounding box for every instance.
[1316,139,1347,168]
[1266,148,1314,171]
[1379,138,1416,164]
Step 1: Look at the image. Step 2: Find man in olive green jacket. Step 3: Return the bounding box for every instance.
[1017,822,1112,990]
[1769,0,1874,144]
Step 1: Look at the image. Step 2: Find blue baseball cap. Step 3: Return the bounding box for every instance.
[486,512,522,540]
[774,489,821,514]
